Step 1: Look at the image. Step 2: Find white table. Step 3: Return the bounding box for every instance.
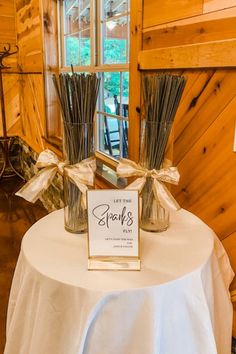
[4,209,234,354]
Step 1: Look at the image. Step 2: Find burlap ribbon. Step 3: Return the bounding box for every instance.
[117,158,181,211]
[16,149,96,207]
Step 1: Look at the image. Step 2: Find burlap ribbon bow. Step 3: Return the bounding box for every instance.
[16,149,96,207]
[117,158,181,211]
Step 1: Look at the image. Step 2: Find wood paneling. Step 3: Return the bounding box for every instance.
[13,0,47,153]
[0,1,16,43]
[15,0,43,72]
[42,0,60,138]
[143,0,203,28]
[222,232,236,274]
[0,0,17,71]
[143,13,236,50]
[173,90,236,239]
[19,74,45,152]
[139,0,236,288]
[203,0,236,13]
[0,1,20,138]
[0,17,16,44]
[139,39,236,69]
[143,6,236,33]
[174,69,236,163]
[0,74,20,136]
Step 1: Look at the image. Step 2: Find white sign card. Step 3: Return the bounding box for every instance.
[87,190,140,270]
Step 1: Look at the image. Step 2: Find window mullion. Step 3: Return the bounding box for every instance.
[102,11,130,22]
[119,72,123,157]
[59,0,66,68]
[98,0,103,66]
[90,0,95,67]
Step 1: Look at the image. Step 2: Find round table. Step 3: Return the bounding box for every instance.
[4,209,234,354]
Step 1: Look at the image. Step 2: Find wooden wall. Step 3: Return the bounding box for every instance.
[0,0,48,152]
[15,0,61,153]
[134,1,236,277]
[15,0,46,153]
[0,1,20,136]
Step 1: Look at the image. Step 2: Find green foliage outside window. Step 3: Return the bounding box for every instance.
[65,37,91,66]
[104,39,127,64]
[65,38,128,98]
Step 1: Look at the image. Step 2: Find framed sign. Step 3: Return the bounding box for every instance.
[87,190,140,270]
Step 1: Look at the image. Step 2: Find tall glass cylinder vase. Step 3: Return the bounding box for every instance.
[63,121,94,233]
[139,121,171,232]
[140,177,169,232]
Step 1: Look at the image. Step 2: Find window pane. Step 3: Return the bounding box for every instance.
[104,0,129,20]
[80,34,91,66]
[65,35,91,66]
[96,160,127,188]
[64,1,79,35]
[102,15,129,64]
[65,36,80,66]
[103,72,121,115]
[122,72,129,117]
[98,114,128,159]
[64,0,91,66]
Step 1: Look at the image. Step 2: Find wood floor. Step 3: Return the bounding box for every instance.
[0,176,47,354]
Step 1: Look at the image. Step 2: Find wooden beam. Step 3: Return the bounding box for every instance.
[139,39,236,69]
[128,0,143,162]
[142,6,236,33]
[143,0,203,28]
[203,0,236,13]
[143,12,236,51]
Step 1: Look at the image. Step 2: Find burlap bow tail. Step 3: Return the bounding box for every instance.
[16,149,96,207]
[117,158,181,211]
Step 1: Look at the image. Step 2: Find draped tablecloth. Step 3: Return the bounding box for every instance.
[4,209,234,354]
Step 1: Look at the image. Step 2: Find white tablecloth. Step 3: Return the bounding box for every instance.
[4,209,234,354]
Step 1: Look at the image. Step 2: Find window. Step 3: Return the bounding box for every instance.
[60,0,130,162]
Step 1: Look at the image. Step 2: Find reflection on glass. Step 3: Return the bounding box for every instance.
[122,72,129,117]
[65,1,91,34]
[64,0,91,66]
[65,36,79,66]
[103,15,129,64]
[104,0,128,20]
[64,2,79,34]
[80,34,91,65]
[98,114,128,159]
[65,34,90,66]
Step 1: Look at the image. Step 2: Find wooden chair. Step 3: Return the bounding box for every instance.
[103,96,128,158]
[113,95,128,157]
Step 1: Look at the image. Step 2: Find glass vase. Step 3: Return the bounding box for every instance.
[63,121,94,233]
[140,177,169,232]
[139,120,171,232]
[63,170,88,233]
